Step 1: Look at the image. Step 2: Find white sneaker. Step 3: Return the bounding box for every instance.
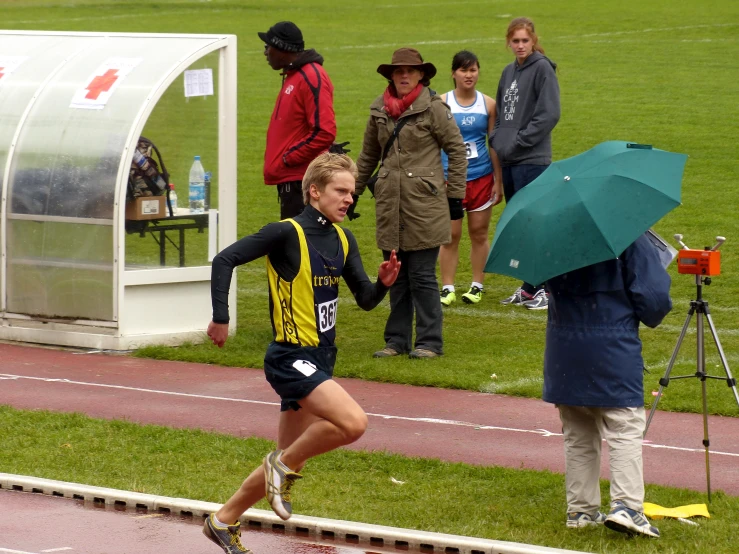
[604,501,660,537]
[566,510,606,528]
[263,450,302,521]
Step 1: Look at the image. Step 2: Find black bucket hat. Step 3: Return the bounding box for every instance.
[258,21,305,53]
[377,48,437,80]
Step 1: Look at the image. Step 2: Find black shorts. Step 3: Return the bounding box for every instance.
[264,342,337,411]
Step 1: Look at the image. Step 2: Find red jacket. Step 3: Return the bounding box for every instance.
[264,50,336,185]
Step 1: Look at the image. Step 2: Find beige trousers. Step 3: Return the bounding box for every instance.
[557,405,646,515]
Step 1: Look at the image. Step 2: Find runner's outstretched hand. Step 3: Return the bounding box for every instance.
[378,249,401,287]
[207,321,229,348]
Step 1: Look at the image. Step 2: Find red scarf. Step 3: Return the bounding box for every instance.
[383,83,423,120]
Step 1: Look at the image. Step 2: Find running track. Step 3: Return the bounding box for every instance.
[1,343,738,496]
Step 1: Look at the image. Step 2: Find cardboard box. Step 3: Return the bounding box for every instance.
[125,196,166,220]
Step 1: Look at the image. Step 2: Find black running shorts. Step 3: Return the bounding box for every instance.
[263,342,337,411]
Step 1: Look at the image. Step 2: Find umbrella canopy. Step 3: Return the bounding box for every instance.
[485,141,687,286]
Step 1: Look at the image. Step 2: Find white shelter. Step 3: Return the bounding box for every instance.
[0,31,237,350]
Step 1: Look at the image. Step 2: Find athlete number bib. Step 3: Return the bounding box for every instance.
[317,298,338,333]
[465,141,479,160]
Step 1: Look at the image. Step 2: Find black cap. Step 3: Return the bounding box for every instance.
[258,21,305,53]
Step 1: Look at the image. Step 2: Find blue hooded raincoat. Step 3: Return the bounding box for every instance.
[543,233,673,408]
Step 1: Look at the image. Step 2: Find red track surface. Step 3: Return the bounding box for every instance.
[1,342,738,498]
[0,488,391,554]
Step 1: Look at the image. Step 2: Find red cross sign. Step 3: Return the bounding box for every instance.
[85,69,119,100]
[0,67,5,81]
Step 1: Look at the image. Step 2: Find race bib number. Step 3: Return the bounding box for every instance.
[317,298,338,333]
[465,141,479,160]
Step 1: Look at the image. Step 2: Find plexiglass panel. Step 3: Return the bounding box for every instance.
[125,51,220,269]
[1,32,223,320]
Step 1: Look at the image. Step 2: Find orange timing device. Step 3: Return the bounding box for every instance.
[677,248,721,276]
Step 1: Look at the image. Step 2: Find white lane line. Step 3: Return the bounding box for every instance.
[2,373,738,458]
[41,549,74,553]
[0,548,39,554]
[0,374,278,407]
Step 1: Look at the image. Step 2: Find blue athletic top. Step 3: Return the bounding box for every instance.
[442,90,493,181]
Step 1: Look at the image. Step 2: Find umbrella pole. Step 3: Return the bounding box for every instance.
[646,275,739,502]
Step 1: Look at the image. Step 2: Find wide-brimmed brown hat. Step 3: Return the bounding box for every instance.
[377,48,437,80]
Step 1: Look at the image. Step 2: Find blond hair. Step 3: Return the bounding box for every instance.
[302,152,358,205]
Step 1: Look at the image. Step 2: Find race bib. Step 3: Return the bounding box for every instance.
[317,298,338,333]
[465,141,479,160]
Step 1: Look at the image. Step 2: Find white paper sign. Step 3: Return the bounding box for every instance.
[0,56,29,84]
[184,68,213,98]
[70,57,142,110]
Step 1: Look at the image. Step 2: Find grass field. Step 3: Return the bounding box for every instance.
[3,406,738,554]
[3,1,739,415]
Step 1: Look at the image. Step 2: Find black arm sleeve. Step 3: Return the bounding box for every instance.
[211,222,298,323]
[340,228,389,311]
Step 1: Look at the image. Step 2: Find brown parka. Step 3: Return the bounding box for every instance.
[355,87,467,252]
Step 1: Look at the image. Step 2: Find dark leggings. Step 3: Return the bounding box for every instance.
[502,164,549,293]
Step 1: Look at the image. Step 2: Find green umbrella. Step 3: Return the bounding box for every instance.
[485,141,687,286]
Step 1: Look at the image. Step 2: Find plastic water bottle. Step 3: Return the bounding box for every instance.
[167,183,178,216]
[189,156,205,213]
[132,149,167,193]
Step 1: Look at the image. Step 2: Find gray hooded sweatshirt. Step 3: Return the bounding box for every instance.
[491,52,560,166]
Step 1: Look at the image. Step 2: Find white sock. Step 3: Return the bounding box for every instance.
[213,514,232,527]
[442,285,455,293]
[277,452,293,471]
[471,282,483,290]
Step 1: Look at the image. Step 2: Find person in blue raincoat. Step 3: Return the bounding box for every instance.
[543,232,672,538]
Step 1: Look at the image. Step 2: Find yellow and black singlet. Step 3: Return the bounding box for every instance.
[267,218,348,347]
[210,204,388,330]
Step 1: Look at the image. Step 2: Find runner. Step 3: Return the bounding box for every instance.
[203,152,400,553]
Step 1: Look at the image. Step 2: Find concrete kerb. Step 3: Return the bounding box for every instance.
[0,473,592,554]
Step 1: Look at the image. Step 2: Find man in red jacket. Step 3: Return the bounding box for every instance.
[259,21,337,219]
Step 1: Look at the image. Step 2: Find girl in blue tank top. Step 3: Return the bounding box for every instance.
[439,51,502,307]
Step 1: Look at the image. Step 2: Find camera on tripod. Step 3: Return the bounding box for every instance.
[645,233,738,502]
[675,234,724,276]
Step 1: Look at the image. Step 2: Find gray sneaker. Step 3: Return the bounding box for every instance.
[523,289,549,310]
[264,449,302,520]
[409,348,441,359]
[373,346,401,358]
[203,514,252,553]
[566,510,606,528]
[500,287,531,305]
[604,501,660,537]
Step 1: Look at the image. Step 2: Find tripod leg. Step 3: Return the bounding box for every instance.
[704,312,739,407]
[701,375,712,502]
[697,311,711,502]
[645,307,694,436]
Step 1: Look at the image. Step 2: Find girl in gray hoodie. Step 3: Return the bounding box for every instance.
[492,16,560,310]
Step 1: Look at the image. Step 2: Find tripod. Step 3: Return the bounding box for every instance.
[644,274,739,501]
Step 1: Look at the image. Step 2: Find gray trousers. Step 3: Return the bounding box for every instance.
[382,247,443,354]
[558,405,646,515]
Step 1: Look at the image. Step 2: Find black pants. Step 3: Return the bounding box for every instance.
[277,181,305,220]
[382,247,443,354]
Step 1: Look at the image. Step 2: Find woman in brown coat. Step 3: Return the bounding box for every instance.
[353,47,467,358]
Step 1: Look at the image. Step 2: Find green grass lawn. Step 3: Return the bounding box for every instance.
[1,406,736,554]
[4,0,738,413]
